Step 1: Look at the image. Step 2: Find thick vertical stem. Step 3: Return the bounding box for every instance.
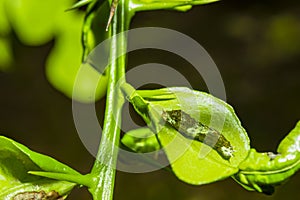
[89,1,132,200]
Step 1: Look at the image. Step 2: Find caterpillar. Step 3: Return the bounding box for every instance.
[161,110,234,160]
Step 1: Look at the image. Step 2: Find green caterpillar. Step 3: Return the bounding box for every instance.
[161,110,234,160]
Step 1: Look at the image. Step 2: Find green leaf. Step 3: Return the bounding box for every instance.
[122,128,161,153]
[66,0,94,11]
[126,86,250,185]
[4,0,73,45]
[0,136,78,199]
[120,128,173,171]
[1,0,108,102]
[46,0,111,103]
[45,7,109,103]
[82,0,110,61]
[0,0,10,35]
[0,37,12,71]
[0,0,12,71]
[130,0,220,12]
[234,121,300,194]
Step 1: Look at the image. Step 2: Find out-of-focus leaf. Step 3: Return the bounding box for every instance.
[234,121,300,194]
[127,86,250,185]
[0,37,12,71]
[46,9,108,103]
[266,15,300,57]
[226,14,300,66]
[4,0,74,45]
[0,0,12,71]
[47,0,112,102]
[1,0,109,102]
[0,0,10,34]
[173,5,193,12]
[0,136,78,200]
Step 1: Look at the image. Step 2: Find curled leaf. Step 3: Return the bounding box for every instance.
[234,121,300,194]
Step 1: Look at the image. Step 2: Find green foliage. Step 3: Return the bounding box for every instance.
[234,121,300,194]
[124,86,250,184]
[122,128,161,153]
[130,0,220,12]
[0,0,11,71]
[0,0,10,34]
[123,84,300,191]
[226,13,300,66]
[1,0,299,199]
[45,10,108,103]
[67,0,94,11]
[0,136,78,200]
[0,0,108,103]
[0,38,12,71]
[5,0,66,45]
[82,0,110,61]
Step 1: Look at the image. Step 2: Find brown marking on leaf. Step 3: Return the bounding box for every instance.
[13,190,64,200]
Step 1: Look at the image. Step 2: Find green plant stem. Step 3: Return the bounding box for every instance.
[89,1,132,200]
[28,171,93,188]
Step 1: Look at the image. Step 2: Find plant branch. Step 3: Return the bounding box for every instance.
[89,1,132,200]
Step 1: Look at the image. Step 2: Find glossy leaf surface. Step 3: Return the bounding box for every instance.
[234,121,300,194]
[82,0,110,61]
[122,127,161,153]
[0,136,78,200]
[67,0,94,11]
[130,0,220,12]
[131,87,251,184]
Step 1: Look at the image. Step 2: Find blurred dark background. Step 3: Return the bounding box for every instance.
[0,0,299,199]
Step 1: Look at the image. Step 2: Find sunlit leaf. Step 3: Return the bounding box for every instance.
[67,0,94,11]
[46,6,108,103]
[128,86,250,184]
[0,0,10,34]
[4,0,74,45]
[234,121,300,194]
[0,136,78,199]
[1,0,108,102]
[130,0,220,12]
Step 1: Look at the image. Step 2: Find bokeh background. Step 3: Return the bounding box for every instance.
[0,0,299,199]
